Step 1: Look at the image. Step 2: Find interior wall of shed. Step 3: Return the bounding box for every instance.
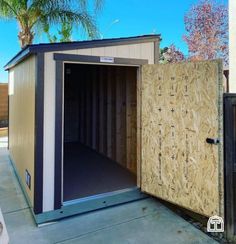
[63,63,137,174]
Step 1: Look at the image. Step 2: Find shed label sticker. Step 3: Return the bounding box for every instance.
[100,56,114,63]
[207,215,224,232]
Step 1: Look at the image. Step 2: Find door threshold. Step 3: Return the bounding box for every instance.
[35,187,147,224]
[63,187,142,206]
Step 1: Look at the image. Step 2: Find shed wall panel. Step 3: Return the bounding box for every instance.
[91,47,105,56]
[129,44,141,59]
[43,52,55,212]
[104,46,117,57]
[9,55,36,206]
[53,42,155,64]
[76,48,92,55]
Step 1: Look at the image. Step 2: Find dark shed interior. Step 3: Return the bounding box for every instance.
[63,63,138,202]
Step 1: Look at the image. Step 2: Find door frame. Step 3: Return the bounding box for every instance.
[54,53,148,210]
[224,93,236,241]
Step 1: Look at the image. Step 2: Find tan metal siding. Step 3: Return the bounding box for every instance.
[8,55,36,206]
[58,42,155,63]
[76,43,155,62]
[43,52,55,212]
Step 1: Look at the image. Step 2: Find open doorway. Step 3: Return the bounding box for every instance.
[63,63,138,202]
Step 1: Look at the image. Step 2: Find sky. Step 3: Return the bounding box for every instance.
[0,0,228,82]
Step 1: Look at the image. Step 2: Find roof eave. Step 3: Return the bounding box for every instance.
[4,34,161,70]
[29,34,161,53]
[4,46,33,70]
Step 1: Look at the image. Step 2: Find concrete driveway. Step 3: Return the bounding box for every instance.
[0,146,218,244]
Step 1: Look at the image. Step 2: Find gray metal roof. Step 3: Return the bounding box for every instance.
[4,34,161,70]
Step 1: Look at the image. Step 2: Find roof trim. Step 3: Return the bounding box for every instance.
[53,53,148,66]
[4,34,161,70]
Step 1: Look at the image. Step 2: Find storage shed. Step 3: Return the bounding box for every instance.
[4,35,224,225]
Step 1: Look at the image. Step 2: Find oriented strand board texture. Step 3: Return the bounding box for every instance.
[141,60,223,217]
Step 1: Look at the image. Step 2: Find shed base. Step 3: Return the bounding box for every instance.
[9,151,147,224]
[35,188,147,224]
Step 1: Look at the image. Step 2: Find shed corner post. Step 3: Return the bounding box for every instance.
[154,38,161,64]
[34,52,45,215]
[54,57,64,210]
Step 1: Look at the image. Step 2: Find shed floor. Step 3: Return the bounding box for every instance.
[63,143,136,202]
[0,145,218,244]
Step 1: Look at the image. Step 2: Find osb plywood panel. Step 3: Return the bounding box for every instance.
[141,60,223,217]
[9,55,36,206]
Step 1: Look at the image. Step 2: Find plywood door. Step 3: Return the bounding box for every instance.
[141,60,223,217]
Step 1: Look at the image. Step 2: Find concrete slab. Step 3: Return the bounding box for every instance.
[0,146,218,244]
[0,149,28,214]
[0,147,9,163]
[60,212,216,244]
[0,137,8,148]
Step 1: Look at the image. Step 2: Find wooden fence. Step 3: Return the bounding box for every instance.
[0,83,8,127]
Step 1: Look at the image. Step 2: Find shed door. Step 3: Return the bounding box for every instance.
[140,60,223,217]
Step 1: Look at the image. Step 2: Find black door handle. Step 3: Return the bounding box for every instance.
[206,138,220,145]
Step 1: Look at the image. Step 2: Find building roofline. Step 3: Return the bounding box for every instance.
[4,34,161,70]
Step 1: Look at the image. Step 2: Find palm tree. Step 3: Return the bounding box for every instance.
[44,22,74,43]
[0,0,104,48]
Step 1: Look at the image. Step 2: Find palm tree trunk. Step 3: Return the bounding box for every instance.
[18,28,34,48]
